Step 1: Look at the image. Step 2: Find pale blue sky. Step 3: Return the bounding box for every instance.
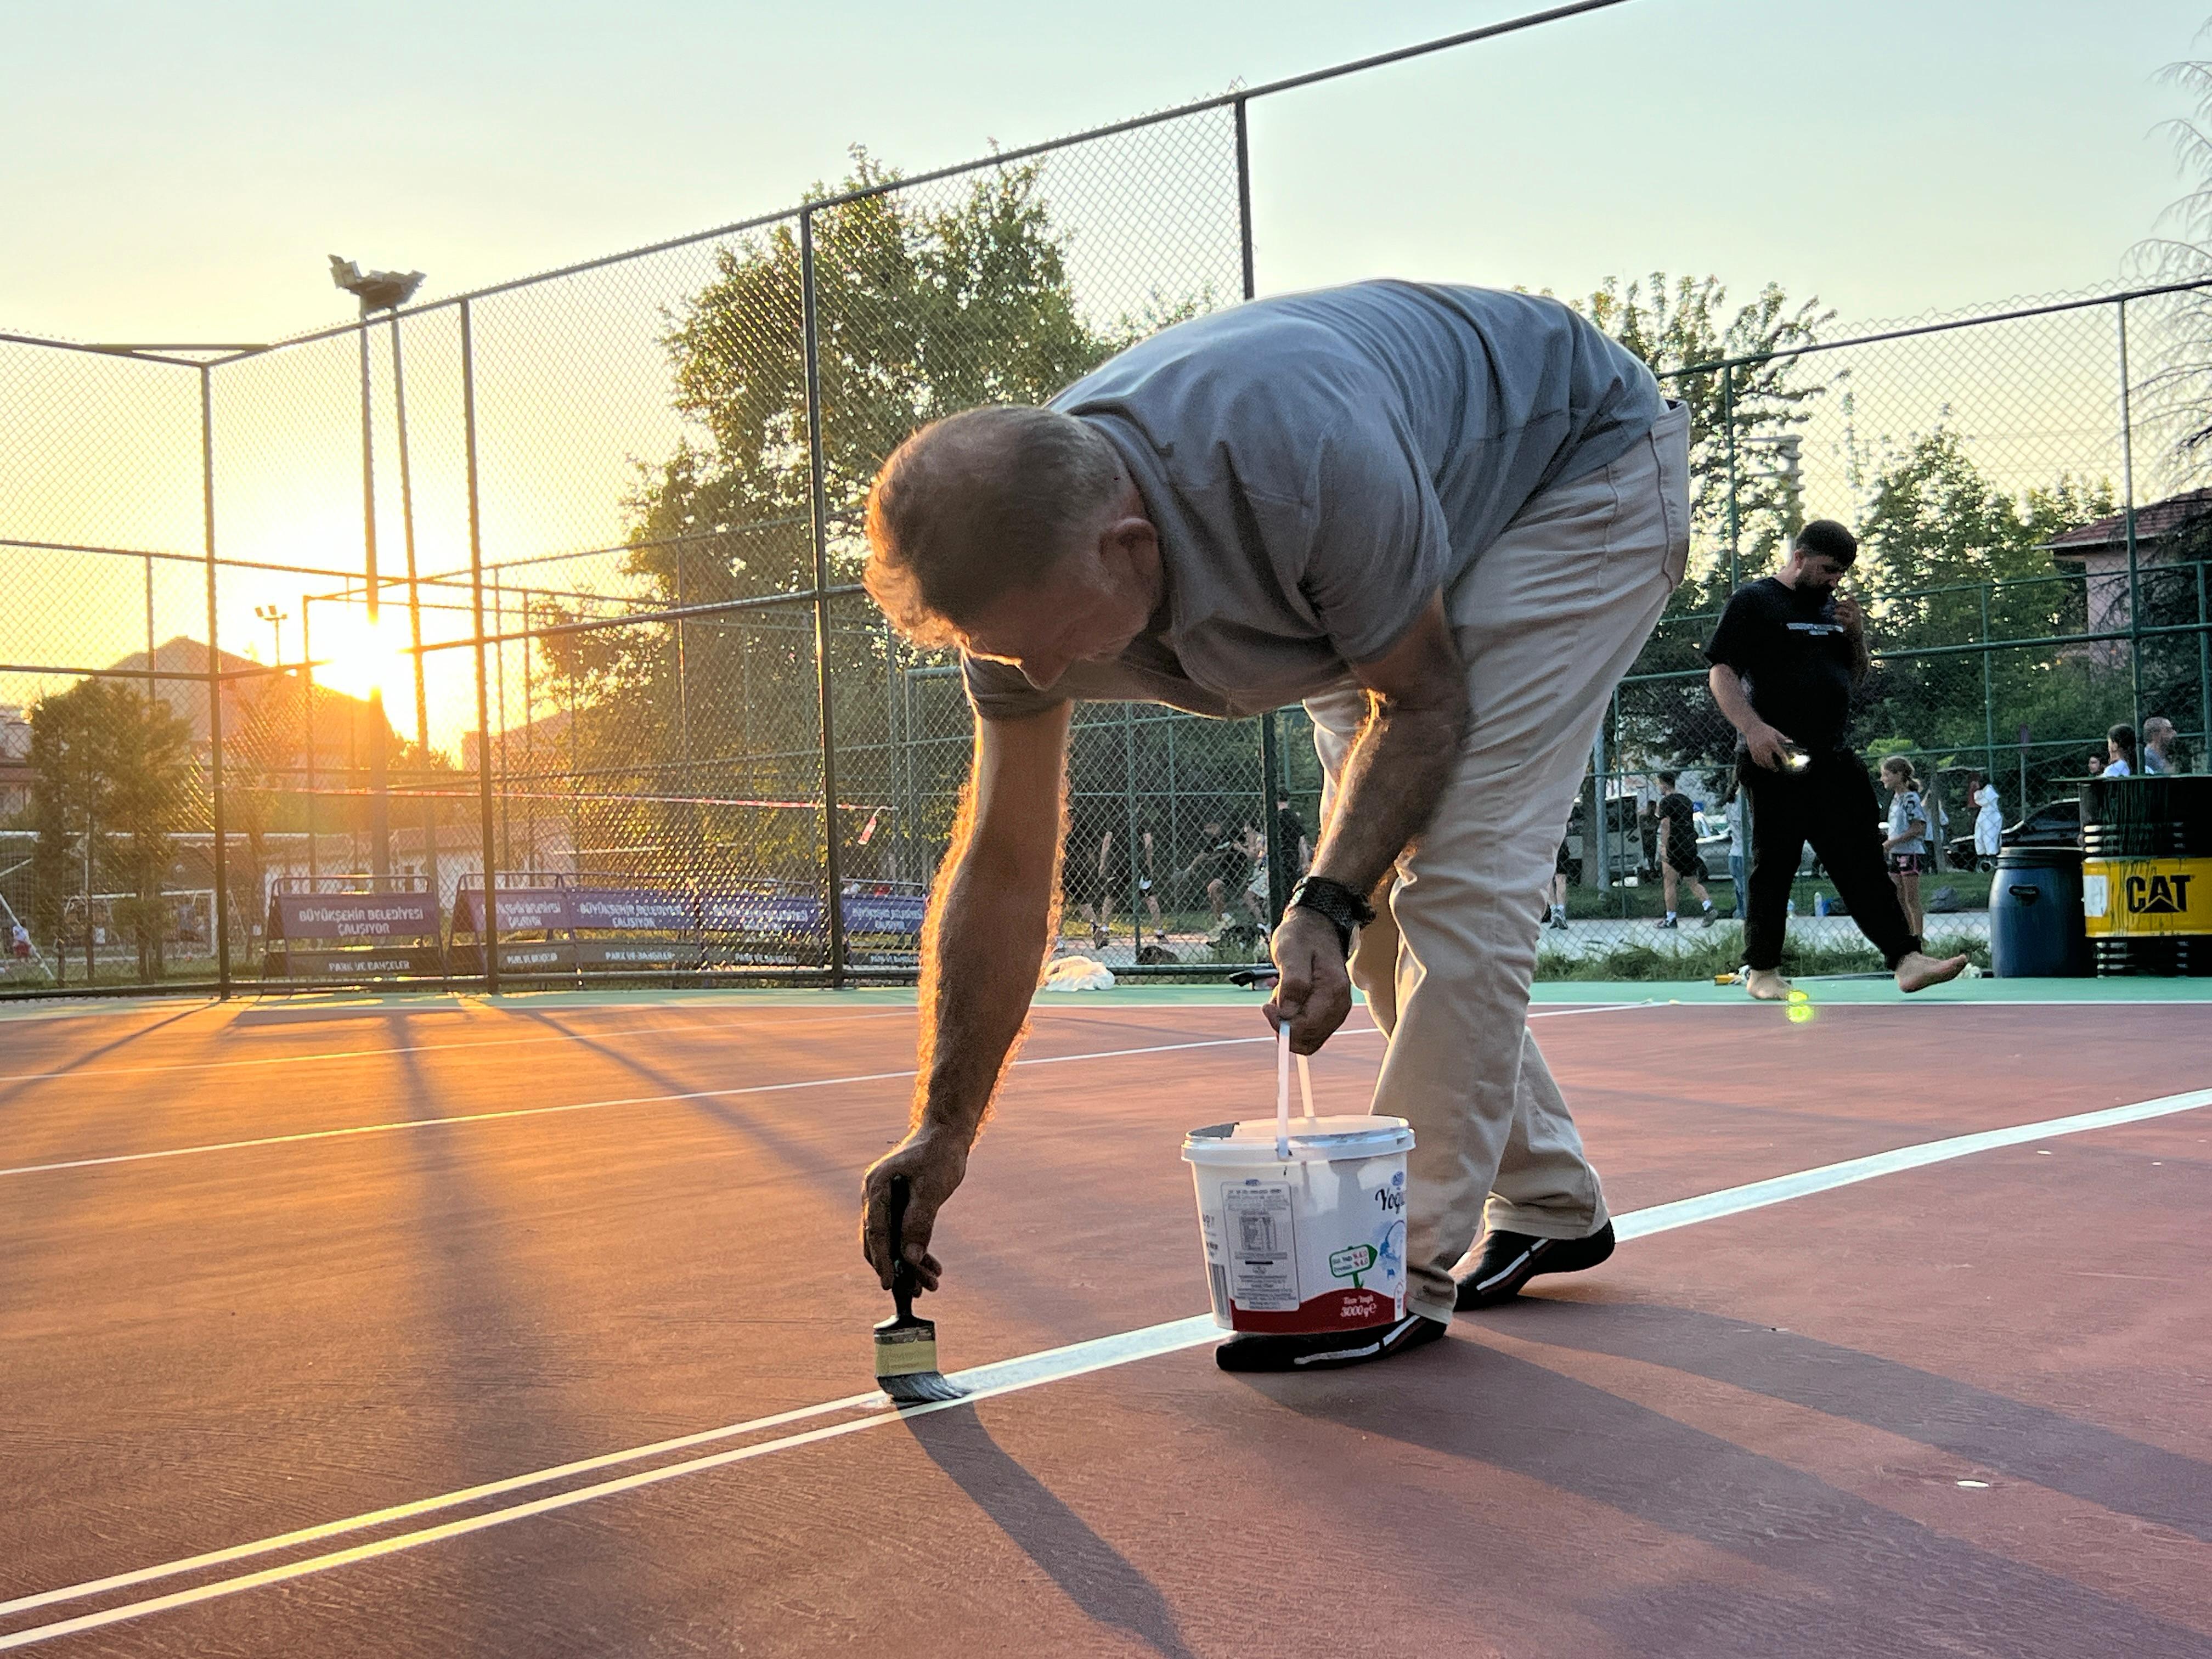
[3,0,2207,343]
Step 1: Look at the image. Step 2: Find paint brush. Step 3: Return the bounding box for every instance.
[873,1175,965,1405]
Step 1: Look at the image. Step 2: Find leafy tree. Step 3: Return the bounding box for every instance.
[1577,275,1838,788]
[534,150,1222,890]
[29,680,195,976]
[2132,30,2212,479]
[1849,430,2126,785]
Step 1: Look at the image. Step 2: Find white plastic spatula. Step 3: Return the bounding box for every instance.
[1274,1023,1321,1160]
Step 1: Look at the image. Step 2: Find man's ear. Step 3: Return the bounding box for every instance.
[1101,510,1157,573]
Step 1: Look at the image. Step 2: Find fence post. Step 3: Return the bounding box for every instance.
[1722,364,1741,594]
[461,299,499,995]
[799,206,849,987]
[2199,560,2211,764]
[201,365,231,998]
[302,598,318,883]
[357,319,392,880]
[2117,298,2143,741]
[390,314,439,911]
[1980,582,1996,786]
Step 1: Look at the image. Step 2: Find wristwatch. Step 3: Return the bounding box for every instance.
[1285,876,1376,957]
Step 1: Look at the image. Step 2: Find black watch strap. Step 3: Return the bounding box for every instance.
[1286,876,1376,956]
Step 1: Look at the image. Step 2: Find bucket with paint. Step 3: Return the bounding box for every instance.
[1182,1029,1413,1333]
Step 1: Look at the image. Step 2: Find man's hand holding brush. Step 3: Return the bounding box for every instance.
[861,1128,968,1293]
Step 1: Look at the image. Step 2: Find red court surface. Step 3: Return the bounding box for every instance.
[2,989,2208,1657]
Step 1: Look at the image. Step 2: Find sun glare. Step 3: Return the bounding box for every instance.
[314,611,413,704]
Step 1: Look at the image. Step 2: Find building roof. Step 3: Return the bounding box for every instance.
[2044,488,2212,555]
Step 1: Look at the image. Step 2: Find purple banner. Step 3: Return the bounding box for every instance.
[842,893,927,936]
[568,888,693,932]
[275,891,440,941]
[704,892,822,933]
[457,887,573,934]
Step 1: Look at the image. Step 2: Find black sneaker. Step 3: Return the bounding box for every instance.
[1214,1313,1448,1372]
[1455,1222,1616,1310]
[1656,916,1679,930]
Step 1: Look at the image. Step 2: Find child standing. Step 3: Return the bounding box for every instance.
[1880,756,1931,935]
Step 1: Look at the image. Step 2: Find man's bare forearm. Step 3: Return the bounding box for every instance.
[1310,690,1470,898]
[1708,664,1768,740]
[910,793,1058,1147]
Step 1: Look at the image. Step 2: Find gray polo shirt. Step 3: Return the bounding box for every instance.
[963,279,1665,721]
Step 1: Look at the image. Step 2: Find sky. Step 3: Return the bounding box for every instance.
[4,0,2208,751]
[3,0,2205,342]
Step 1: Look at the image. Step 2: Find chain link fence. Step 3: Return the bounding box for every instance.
[5,78,2209,995]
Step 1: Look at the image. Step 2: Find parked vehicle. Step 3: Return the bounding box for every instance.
[1945,796,2080,871]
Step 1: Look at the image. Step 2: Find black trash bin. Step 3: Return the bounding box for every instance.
[1989,846,2085,978]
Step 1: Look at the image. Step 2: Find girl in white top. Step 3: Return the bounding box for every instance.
[1880,755,1931,935]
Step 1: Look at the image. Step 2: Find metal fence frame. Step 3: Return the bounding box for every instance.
[4,0,2209,997]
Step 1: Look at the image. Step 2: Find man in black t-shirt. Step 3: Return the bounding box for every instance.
[1705,520,1966,998]
[1652,771,1713,928]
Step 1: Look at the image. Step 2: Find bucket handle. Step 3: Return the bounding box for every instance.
[1273,1022,1320,1160]
[2007,885,2041,903]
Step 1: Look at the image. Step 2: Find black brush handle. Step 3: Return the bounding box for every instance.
[887,1173,917,1322]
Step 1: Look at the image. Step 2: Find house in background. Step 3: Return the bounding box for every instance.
[100,637,393,769]
[2044,488,2212,668]
[0,706,31,819]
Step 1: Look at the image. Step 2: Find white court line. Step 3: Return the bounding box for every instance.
[0,1005,1637,1182]
[0,1008,921,1086]
[4,1079,2204,1650]
[0,1031,1375,1182]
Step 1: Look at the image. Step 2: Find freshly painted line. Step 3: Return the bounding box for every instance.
[7,1078,2204,1647]
[1611,1085,2212,1242]
[0,1009,918,1086]
[0,1030,1376,1182]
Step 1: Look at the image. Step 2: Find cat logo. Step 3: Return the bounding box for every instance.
[2124,872,2194,915]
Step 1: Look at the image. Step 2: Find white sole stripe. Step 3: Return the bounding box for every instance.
[3,1080,2204,1648]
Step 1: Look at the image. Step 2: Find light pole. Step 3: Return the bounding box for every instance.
[329,257,425,885]
[255,604,289,667]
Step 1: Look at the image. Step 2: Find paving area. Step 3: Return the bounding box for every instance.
[1,982,2207,1656]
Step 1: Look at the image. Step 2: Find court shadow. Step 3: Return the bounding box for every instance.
[1229,1335,2210,1658]
[905,1405,1198,1659]
[1480,1294,2212,1543]
[0,1001,207,1103]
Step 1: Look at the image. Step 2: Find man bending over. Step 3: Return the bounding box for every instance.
[858,281,1688,1370]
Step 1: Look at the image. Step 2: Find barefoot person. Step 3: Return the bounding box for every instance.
[856,281,1685,1370]
[1705,521,1968,998]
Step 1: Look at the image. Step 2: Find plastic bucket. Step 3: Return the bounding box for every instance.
[1182,1115,1414,1334]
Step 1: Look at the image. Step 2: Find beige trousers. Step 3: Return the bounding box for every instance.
[1307,402,1690,1323]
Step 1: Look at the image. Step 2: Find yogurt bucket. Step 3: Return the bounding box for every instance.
[1182,1115,1414,1333]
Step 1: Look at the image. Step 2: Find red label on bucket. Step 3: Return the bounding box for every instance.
[1231,1288,1393,1334]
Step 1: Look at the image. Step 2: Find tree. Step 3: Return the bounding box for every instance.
[2132,30,2212,480]
[1849,430,2124,788]
[1575,275,1838,787]
[29,680,195,977]
[535,149,1216,891]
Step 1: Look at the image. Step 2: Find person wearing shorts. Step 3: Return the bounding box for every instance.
[1880,755,1930,935]
[1652,770,1713,928]
[1060,797,1118,947]
[1545,823,1575,930]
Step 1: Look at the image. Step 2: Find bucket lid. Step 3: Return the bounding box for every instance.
[1996,844,2082,870]
[1182,1114,1415,1165]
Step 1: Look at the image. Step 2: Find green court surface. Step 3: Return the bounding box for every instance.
[3,975,2207,1028]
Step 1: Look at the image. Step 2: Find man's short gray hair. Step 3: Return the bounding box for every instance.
[864,405,1121,647]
